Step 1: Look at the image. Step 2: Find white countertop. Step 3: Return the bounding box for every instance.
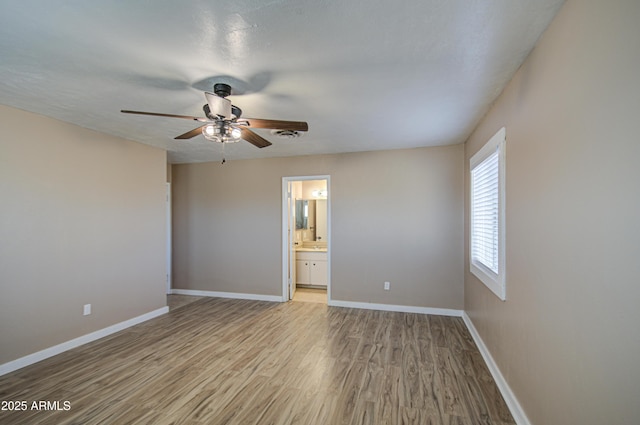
[295,247,327,252]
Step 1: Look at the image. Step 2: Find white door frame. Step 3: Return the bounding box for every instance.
[166,182,172,294]
[287,180,297,301]
[281,175,331,302]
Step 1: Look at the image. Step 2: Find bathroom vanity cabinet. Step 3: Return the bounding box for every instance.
[295,251,327,287]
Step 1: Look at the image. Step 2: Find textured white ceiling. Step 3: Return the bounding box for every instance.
[0,0,565,163]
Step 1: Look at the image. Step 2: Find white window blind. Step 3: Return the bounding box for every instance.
[471,150,499,274]
[470,127,505,300]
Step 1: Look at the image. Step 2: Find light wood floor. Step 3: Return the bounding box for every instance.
[0,297,514,425]
[167,293,204,310]
[293,287,327,304]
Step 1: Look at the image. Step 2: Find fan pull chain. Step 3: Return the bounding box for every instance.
[221,142,226,164]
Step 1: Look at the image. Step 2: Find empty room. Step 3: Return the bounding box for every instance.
[1,1,639,424]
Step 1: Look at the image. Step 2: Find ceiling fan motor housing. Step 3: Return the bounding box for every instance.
[213,83,232,98]
[204,92,232,119]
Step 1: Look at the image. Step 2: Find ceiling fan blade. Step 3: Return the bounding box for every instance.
[121,110,207,122]
[240,118,308,132]
[241,128,272,148]
[175,125,206,140]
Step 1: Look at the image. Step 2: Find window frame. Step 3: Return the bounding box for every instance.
[470,127,506,301]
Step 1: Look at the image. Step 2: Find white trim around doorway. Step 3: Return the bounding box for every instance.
[281,175,331,303]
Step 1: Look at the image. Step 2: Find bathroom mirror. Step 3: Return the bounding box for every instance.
[295,199,309,230]
[296,199,327,241]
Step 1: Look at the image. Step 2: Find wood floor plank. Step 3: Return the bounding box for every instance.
[398,341,424,409]
[351,399,376,425]
[0,297,515,425]
[454,373,493,425]
[418,364,443,418]
[376,365,401,425]
[360,364,385,402]
[433,347,469,418]
[301,391,337,424]
[429,315,448,348]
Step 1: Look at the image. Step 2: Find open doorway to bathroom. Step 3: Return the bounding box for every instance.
[282,176,330,304]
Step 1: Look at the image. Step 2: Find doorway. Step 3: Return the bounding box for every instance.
[282,176,330,303]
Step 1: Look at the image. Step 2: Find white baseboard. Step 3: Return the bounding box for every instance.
[0,306,169,377]
[171,288,283,302]
[462,312,530,425]
[328,299,463,317]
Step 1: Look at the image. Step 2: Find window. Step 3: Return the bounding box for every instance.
[470,127,506,300]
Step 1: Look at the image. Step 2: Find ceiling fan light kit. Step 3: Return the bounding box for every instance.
[120,83,308,159]
[201,123,242,144]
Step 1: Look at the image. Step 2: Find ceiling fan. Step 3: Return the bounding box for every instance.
[121,83,308,149]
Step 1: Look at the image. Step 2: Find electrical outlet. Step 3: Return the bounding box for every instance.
[83,304,91,316]
[384,281,390,291]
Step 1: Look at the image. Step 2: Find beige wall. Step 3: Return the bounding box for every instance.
[172,145,464,309]
[0,105,168,365]
[464,1,640,424]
